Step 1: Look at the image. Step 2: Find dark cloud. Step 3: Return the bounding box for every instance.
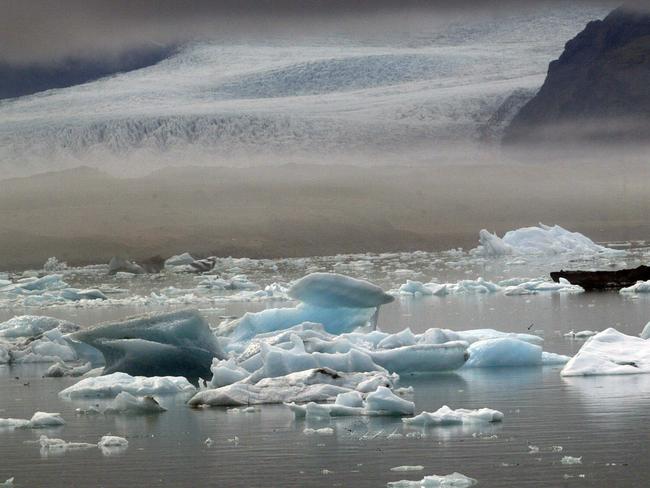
[0,0,631,64]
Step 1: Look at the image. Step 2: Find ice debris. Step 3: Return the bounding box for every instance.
[0,412,65,430]
[39,435,96,452]
[391,466,425,472]
[59,372,196,399]
[286,386,415,418]
[561,456,582,465]
[188,368,395,407]
[403,406,503,427]
[387,472,477,487]
[396,277,583,297]
[561,328,650,376]
[0,315,79,339]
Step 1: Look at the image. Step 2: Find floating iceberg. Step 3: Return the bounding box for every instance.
[0,315,79,339]
[387,472,477,488]
[288,273,394,309]
[39,435,95,452]
[464,338,569,368]
[5,328,79,364]
[70,309,222,378]
[98,435,129,455]
[561,328,650,376]
[188,368,395,406]
[286,386,415,418]
[59,372,196,399]
[403,406,503,427]
[102,392,167,414]
[164,252,196,268]
[620,280,650,294]
[222,304,376,343]
[397,277,583,297]
[473,224,621,257]
[0,412,65,430]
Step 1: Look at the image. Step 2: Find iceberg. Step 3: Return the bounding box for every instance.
[59,372,196,399]
[0,315,79,339]
[0,412,65,429]
[620,280,650,294]
[561,328,650,376]
[98,435,129,455]
[39,435,95,452]
[473,224,621,257]
[286,386,415,418]
[164,252,196,268]
[102,392,167,414]
[188,368,395,406]
[464,338,569,368]
[368,342,469,374]
[69,309,223,379]
[403,406,503,426]
[288,273,394,309]
[387,472,477,487]
[222,304,376,343]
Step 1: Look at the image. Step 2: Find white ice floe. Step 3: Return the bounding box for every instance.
[287,386,415,418]
[561,328,650,376]
[1,478,13,487]
[403,406,503,427]
[3,328,79,364]
[473,224,622,257]
[387,472,477,487]
[561,456,582,465]
[303,427,334,436]
[397,277,583,297]
[0,274,108,306]
[620,280,650,294]
[59,372,196,399]
[464,338,569,368]
[391,466,425,472]
[39,435,95,452]
[0,315,79,338]
[45,361,92,378]
[97,435,129,448]
[188,367,395,407]
[0,412,65,429]
[102,392,167,414]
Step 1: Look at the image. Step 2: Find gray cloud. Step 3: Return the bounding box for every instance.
[0,0,625,64]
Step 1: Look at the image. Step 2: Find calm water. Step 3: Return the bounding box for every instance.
[2,252,650,487]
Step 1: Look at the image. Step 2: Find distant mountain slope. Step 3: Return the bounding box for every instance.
[504,7,650,144]
[0,45,176,99]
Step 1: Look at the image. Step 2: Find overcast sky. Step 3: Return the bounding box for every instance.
[0,0,636,65]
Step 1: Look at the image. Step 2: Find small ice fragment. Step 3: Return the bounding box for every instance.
[390,466,424,472]
[551,445,563,452]
[98,435,128,449]
[387,472,477,487]
[1,479,13,487]
[561,456,582,465]
[528,445,540,453]
[204,437,213,446]
[304,428,334,436]
[321,469,333,475]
